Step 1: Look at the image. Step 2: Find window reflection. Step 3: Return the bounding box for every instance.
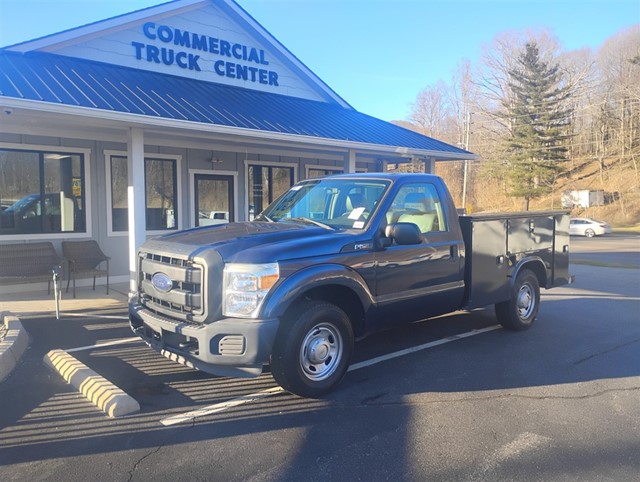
[248,165,294,219]
[109,156,178,232]
[0,149,86,235]
[145,158,177,230]
[307,168,343,179]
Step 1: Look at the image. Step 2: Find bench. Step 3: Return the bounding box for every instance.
[0,242,63,294]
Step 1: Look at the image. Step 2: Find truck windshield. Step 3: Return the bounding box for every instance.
[257,178,389,230]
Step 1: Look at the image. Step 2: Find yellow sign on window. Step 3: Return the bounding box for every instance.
[72,178,82,197]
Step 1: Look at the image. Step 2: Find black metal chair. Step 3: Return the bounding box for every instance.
[62,240,110,298]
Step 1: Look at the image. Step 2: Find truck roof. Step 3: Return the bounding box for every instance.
[315,172,442,182]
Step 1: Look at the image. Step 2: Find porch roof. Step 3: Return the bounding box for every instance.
[0,51,474,159]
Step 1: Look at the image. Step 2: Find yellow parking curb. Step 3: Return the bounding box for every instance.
[44,349,140,418]
[0,313,29,382]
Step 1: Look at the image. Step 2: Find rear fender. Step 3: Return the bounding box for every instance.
[511,257,548,289]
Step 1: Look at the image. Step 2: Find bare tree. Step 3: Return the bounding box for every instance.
[406,24,640,222]
[409,80,450,139]
[596,26,640,174]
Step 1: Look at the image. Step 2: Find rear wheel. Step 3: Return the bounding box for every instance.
[585,228,596,237]
[495,269,540,331]
[270,301,354,398]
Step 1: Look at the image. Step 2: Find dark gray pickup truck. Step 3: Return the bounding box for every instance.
[130,173,572,397]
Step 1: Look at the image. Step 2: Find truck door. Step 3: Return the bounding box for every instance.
[373,182,465,328]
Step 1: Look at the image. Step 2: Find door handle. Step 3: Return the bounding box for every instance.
[450,244,459,260]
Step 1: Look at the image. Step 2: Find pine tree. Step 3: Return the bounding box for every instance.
[503,42,572,210]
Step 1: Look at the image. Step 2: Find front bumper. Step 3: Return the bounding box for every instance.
[129,298,279,378]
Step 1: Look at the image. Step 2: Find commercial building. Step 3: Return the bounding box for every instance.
[0,0,473,291]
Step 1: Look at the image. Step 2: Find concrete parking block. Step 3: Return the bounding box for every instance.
[44,348,140,418]
[0,313,29,382]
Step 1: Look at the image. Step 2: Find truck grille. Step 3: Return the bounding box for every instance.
[138,251,204,322]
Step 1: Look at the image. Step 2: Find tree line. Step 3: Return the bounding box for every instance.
[400,26,640,214]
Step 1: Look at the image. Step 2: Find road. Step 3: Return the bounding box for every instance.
[571,233,640,268]
[0,236,639,481]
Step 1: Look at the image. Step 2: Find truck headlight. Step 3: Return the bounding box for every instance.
[223,263,279,318]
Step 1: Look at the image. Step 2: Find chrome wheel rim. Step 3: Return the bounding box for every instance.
[516,283,535,320]
[299,323,343,381]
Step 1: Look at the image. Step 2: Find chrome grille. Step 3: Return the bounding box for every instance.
[139,251,203,321]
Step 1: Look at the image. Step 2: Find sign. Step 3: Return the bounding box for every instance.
[72,178,82,197]
[131,22,280,87]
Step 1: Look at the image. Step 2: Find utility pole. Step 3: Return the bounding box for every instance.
[461,111,471,210]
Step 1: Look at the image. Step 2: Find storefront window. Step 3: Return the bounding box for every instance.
[110,156,128,232]
[0,149,86,235]
[110,155,178,232]
[248,165,294,218]
[307,167,343,179]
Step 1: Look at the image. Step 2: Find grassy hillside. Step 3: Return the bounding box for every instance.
[434,158,640,228]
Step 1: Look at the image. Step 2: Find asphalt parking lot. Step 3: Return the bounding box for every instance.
[1,235,639,481]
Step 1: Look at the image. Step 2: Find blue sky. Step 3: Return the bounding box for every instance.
[1,0,638,121]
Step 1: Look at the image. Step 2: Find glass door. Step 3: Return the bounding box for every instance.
[247,165,294,220]
[194,174,234,227]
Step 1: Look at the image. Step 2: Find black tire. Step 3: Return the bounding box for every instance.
[585,228,596,238]
[495,269,540,331]
[270,301,354,398]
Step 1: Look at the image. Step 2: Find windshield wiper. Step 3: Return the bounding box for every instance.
[286,217,334,230]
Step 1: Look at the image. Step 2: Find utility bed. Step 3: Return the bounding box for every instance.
[459,211,571,310]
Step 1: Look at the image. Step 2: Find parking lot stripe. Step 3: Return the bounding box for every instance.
[160,386,285,426]
[64,313,129,320]
[348,325,501,372]
[66,337,142,353]
[159,325,501,426]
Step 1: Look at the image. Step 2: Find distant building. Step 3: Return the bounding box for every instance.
[561,190,605,209]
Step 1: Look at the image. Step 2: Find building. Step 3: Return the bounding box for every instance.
[0,0,475,292]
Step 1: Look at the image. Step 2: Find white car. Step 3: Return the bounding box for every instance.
[569,218,612,237]
[198,210,230,226]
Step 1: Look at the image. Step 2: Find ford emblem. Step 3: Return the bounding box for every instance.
[151,272,173,293]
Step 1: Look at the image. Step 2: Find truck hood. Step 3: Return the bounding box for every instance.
[142,222,365,263]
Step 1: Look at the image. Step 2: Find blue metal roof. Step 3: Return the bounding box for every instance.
[0,51,472,157]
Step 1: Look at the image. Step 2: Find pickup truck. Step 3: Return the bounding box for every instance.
[129,173,572,397]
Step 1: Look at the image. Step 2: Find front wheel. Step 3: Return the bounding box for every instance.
[495,269,540,331]
[270,301,354,398]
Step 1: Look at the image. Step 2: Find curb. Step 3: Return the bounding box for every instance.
[44,349,140,418]
[0,312,29,382]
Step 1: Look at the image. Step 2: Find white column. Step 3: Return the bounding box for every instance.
[424,157,437,174]
[345,149,357,173]
[127,127,147,295]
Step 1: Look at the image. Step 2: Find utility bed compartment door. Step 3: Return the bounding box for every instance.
[459,217,509,309]
[552,214,571,286]
[459,211,570,310]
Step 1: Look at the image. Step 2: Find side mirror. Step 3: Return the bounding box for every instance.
[384,222,423,245]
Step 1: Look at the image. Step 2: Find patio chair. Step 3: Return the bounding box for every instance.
[62,240,110,298]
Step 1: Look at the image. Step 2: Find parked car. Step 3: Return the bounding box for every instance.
[198,210,230,226]
[569,218,612,237]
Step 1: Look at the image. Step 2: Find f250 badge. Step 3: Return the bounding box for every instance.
[151,272,173,292]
